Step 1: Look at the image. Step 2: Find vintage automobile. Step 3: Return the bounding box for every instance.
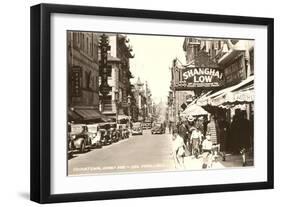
[108,122,118,143]
[151,122,165,134]
[98,123,112,145]
[142,121,152,129]
[118,123,130,138]
[68,124,91,153]
[123,125,130,138]
[116,124,123,140]
[131,122,143,135]
[86,124,102,148]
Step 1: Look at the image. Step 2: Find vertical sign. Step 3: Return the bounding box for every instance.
[71,67,81,97]
[99,34,111,96]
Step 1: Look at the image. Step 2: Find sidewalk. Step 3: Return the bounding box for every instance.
[220,154,254,168]
[175,153,254,170]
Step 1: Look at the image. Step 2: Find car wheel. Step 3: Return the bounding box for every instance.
[80,141,85,153]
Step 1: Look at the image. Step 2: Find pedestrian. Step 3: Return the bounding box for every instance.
[186,115,195,154]
[171,128,186,169]
[178,121,189,156]
[168,121,172,134]
[202,134,213,169]
[190,126,203,158]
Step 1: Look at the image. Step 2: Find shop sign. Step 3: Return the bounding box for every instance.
[225,90,254,103]
[182,67,223,88]
[71,67,82,97]
[99,34,111,96]
[224,56,246,86]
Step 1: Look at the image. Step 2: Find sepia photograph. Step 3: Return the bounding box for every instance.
[67,31,254,176]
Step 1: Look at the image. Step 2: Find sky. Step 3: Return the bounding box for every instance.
[127,34,186,104]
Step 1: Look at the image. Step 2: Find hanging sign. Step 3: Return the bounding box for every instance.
[181,67,224,88]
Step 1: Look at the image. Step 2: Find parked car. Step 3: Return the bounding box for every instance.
[118,123,130,138]
[108,122,118,143]
[99,123,112,145]
[116,124,123,140]
[132,122,143,135]
[68,124,91,153]
[123,125,130,138]
[142,121,152,129]
[151,122,165,134]
[86,124,102,148]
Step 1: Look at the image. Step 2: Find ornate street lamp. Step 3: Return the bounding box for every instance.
[127,95,132,130]
[115,90,119,125]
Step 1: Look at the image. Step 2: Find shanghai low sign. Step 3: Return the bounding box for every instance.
[182,67,224,88]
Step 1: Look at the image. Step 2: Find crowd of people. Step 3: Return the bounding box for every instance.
[170,108,254,169]
[170,115,217,169]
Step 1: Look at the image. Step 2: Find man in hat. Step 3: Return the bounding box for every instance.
[197,116,205,153]
[186,115,195,155]
[196,116,205,134]
[190,125,203,158]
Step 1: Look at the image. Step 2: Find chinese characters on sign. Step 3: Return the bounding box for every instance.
[99,34,111,96]
[71,67,82,97]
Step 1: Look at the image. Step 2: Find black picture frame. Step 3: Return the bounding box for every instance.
[30,3,274,204]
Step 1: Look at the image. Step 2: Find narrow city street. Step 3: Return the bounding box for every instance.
[67,129,242,176]
[68,130,175,175]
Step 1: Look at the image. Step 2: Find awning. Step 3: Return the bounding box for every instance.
[75,109,103,121]
[204,76,254,106]
[68,110,82,121]
[209,76,254,106]
[223,84,254,105]
[117,114,129,120]
[102,114,129,121]
[196,91,213,106]
[181,104,209,117]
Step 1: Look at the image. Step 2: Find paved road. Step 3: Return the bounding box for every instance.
[68,130,175,175]
[68,129,249,176]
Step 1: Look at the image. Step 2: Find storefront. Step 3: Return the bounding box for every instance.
[196,75,254,152]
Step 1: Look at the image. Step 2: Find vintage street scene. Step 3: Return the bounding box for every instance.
[67,32,254,176]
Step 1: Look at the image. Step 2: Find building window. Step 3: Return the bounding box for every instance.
[249,49,254,75]
[107,67,112,77]
[81,34,84,51]
[90,42,93,56]
[96,76,99,90]
[86,37,89,54]
[73,32,78,47]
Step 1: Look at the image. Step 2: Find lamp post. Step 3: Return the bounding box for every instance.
[128,95,131,130]
[115,90,119,125]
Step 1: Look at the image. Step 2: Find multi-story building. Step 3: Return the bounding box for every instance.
[179,37,254,150]
[132,77,147,121]
[144,81,153,119]
[169,58,195,122]
[131,77,155,122]
[67,31,100,122]
[98,34,134,120]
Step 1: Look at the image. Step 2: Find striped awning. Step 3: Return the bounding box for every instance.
[68,110,82,121]
[201,76,254,107]
[75,109,102,121]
